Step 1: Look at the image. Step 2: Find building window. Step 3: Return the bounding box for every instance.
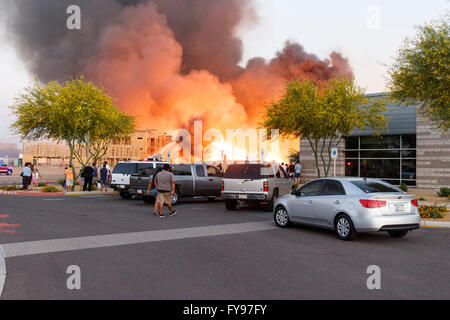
[344,135,416,186]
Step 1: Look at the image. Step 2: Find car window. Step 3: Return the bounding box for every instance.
[196,165,206,177]
[172,165,192,176]
[136,163,154,175]
[320,180,346,195]
[351,180,400,193]
[299,180,324,196]
[224,164,275,179]
[112,163,137,175]
[206,166,222,177]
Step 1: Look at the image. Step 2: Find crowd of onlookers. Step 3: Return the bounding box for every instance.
[20,161,112,192]
[64,161,112,192]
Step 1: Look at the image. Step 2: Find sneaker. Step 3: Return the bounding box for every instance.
[159,214,165,218]
[169,210,177,217]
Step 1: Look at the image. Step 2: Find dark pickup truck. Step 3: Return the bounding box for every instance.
[128,163,223,204]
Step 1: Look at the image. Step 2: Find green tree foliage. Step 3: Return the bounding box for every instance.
[264,79,387,177]
[388,18,450,131]
[10,77,135,178]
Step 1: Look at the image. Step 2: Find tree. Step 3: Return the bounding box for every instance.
[264,78,388,178]
[10,77,135,179]
[388,18,450,131]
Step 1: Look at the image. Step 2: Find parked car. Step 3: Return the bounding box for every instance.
[128,163,223,204]
[0,162,13,175]
[273,177,420,240]
[221,163,293,211]
[111,161,170,199]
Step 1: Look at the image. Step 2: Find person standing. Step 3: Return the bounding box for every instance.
[99,164,109,192]
[154,164,177,218]
[92,163,98,186]
[31,168,41,190]
[21,162,32,190]
[294,161,302,184]
[82,163,94,191]
[65,165,74,192]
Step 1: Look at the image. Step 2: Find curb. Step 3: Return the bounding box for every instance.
[64,192,115,196]
[0,245,6,299]
[0,191,115,196]
[421,220,450,228]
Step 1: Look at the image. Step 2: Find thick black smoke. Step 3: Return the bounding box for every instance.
[1,0,252,82]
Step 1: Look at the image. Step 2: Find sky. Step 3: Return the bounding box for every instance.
[0,0,448,140]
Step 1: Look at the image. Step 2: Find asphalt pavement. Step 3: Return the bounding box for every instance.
[0,194,449,299]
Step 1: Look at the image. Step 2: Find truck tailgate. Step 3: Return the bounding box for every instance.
[223,178,264,194]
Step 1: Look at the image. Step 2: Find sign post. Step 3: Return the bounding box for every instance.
[331,147,338,177]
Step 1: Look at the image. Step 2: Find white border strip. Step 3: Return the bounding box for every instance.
[0,245,6,299]
[1,221,277,258]
[421,220,450,228]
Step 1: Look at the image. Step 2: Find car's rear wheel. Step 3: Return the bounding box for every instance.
[334,214,356,241]
[7,170,12,176]
[119,191,132,199]
[388,230,408,238]
[225,199,237,210]
[274,206,291,228]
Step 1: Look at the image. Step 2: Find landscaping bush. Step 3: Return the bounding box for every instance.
[418,197,426,201]
[38,182,47,187]
[41,185,62,193]
[437,187,450,198]
[0,185,22,191]
[399,183,408,192]
[419,205,447,219]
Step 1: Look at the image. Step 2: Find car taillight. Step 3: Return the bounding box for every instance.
[411,199,418,207]
[359,199,387,208]
[221,181,224,192]
[263,181,269,192]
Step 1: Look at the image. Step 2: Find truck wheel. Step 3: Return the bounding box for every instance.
[225,199,237,210]
[7,170,12,176]
[119,191,131,200]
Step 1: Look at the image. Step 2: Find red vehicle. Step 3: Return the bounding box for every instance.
[0,162,13,175]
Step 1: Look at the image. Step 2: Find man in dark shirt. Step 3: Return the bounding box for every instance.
[99,164,108,191]
[82,163,95,191]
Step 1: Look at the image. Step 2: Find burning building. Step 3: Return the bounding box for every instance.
[3,0,354,162]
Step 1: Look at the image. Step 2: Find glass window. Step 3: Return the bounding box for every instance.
[345,159,358,177]
[224,164,274,179]
[402,150,416,158]
[299,180,324,196]
[172,164,192,176]
[360,150,400,158]
[360,159,400,179]
[345,137,358,149]
[401,160,416,180]
[195,165,205,177]
[137,163,154,176]
[112,163,137,174]
[344,151,359,158]
[402,134,416,149]
[206,166,222,177]
[320,180,346,195]
[351,180,400,193]
[360,135,400,149]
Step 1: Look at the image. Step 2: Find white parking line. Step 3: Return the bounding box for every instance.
[0,245,6,299]
[1,221,277,258]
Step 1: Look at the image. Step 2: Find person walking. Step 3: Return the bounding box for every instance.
[21,162,32,190]
[99,164,109,192]
[65,165,74,192]
[294,161,302,184]
[82,163,94,191]
[154,164,177,218]
[147,167,163,216]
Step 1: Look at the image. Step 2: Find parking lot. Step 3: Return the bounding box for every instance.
[0,193,449,299]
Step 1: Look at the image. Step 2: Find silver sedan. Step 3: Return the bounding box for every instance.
[273,178,420,240]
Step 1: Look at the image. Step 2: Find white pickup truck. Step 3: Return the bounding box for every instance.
[221,163,293,211]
